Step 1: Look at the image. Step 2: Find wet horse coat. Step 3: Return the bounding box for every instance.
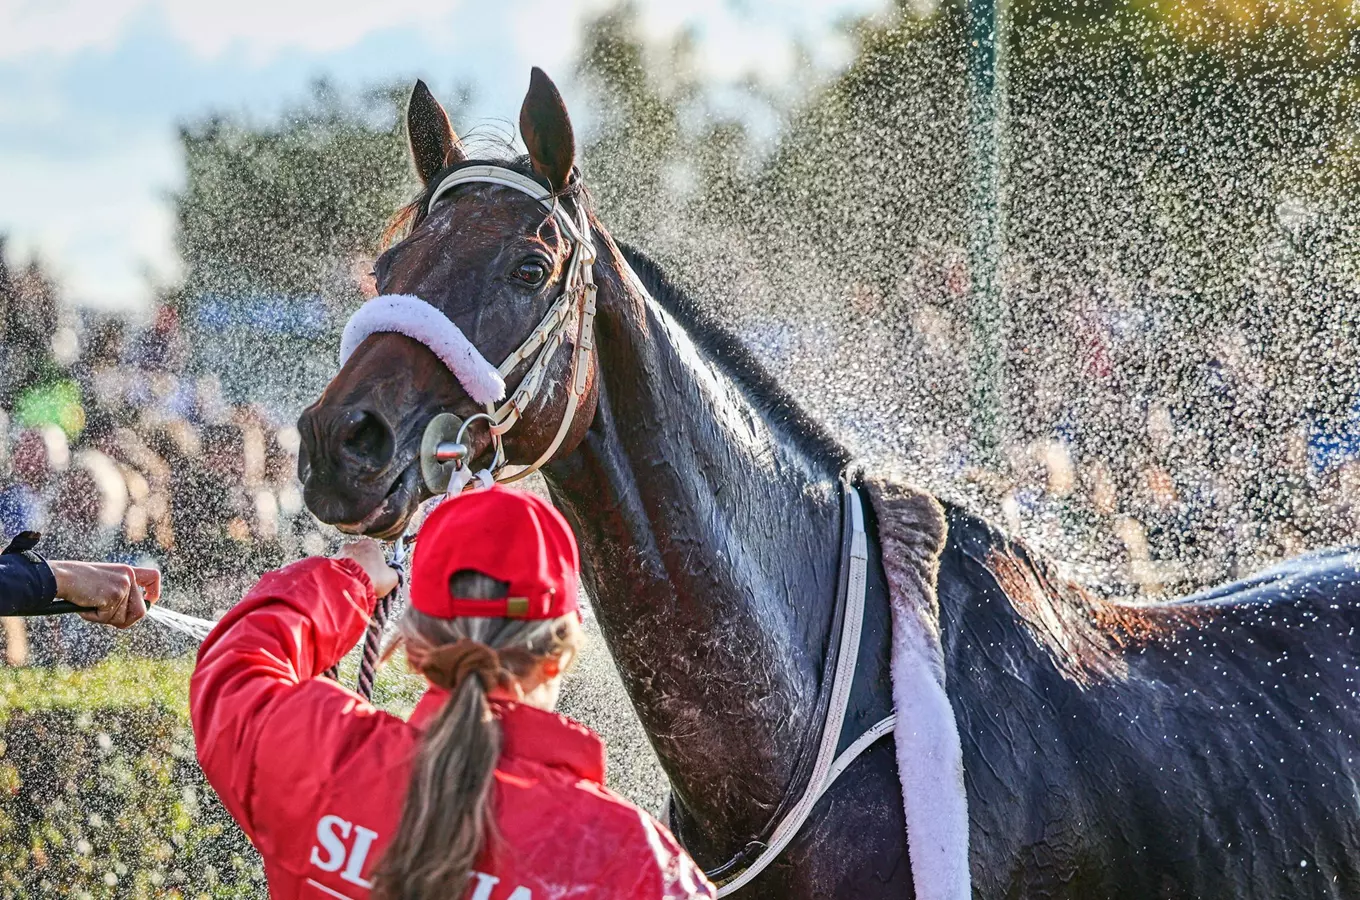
[937,515,1360,898]
[297,72,1360,900]
[616,252,1360,899]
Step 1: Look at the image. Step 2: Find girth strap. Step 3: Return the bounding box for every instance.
[674,480,895,895]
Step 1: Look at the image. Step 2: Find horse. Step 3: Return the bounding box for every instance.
[297,69,1360,898]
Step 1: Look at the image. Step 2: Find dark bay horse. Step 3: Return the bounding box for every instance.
[297,69,1360,897]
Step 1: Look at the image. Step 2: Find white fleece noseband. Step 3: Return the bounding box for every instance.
[339,294,505,406]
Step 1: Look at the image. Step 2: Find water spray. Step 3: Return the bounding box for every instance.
[12,593,219,641]
[14,413,488,698]
[145,605,217,642]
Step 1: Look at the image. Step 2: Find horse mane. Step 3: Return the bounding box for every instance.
[387,151,1210,688]
[981,530,1211,686]
[616,242,852,472]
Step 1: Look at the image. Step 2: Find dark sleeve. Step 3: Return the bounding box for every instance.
[0,532,59,615]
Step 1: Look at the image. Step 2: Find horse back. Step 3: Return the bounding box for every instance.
[940,511,1360,899]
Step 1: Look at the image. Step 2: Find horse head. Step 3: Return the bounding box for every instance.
[297,69,599,538]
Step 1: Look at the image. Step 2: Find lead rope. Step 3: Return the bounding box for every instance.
[331,432,489,699]
[317,607,388,700]
[324,536,410,701]
[356,591,394,699]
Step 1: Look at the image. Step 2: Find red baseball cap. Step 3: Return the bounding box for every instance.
[409,487,580,620]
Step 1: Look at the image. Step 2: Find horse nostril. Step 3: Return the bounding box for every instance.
[338,409,395,469]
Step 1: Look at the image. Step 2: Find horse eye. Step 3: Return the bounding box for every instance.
[511,260,547,287]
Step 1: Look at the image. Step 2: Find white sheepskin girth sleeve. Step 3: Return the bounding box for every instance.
[339,294,506,406]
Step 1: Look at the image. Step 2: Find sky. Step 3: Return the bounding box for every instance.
[0,0,882,311]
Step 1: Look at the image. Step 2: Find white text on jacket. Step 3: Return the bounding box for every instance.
[310,815,532,898]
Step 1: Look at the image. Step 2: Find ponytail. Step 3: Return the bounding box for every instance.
[370,607,582,900]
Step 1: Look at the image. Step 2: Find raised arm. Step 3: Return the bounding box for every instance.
[190,543,396,838]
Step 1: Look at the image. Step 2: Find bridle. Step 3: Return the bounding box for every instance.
[432,165,598,485]
[330,162,598,702]
[341,162,598,490]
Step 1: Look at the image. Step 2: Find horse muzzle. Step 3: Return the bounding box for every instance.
[297,403,425,537]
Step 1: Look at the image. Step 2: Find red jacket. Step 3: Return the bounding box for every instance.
[191,557,716,900]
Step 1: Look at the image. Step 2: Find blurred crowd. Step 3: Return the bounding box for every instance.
[4,236,1360,668]
[963,413,1360,597]
[906,253,1360,597]
[0,246,334,667]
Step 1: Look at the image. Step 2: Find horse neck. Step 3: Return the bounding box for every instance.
[543,242,845,855]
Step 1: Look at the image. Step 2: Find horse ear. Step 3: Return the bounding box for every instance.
[519,67,576,192]
[407,80,465,186]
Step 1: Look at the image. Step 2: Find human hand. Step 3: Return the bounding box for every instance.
[47,560,160,629]
[335,539,400,599]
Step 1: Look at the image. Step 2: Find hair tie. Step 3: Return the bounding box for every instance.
[410,639,503,692]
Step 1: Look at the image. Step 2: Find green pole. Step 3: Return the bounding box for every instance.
[967,0,1005,463]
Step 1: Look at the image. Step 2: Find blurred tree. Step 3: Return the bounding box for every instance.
[172,81,455,409]
[1010,0,1360,72]
[0,237,65,410]
[570,0,1359,566]
[575,4,702,242]
[174,80,424,310]
[752,9,971,304]
[0,236,11,347]
[574,3,822,326]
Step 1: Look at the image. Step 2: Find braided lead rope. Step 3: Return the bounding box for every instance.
[356,590,394,700]
[320,598,387,692]
[322,539,410,699]
[357,537,413,700]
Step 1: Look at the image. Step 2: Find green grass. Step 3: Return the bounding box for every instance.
[0,655,195,723]
[0,646,428,721]
[0,640,665,896]
[0,654,264,898]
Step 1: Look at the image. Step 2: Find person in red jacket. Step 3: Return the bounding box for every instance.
[191,486,715,900]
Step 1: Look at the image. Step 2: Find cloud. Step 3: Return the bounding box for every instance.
[2,0,872,76]
[0,0,883,308]
[2,0,460,63]
[630,0,873,81]
[158,1,451,62]
[2,0,147,59]
[0,128,180,308]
